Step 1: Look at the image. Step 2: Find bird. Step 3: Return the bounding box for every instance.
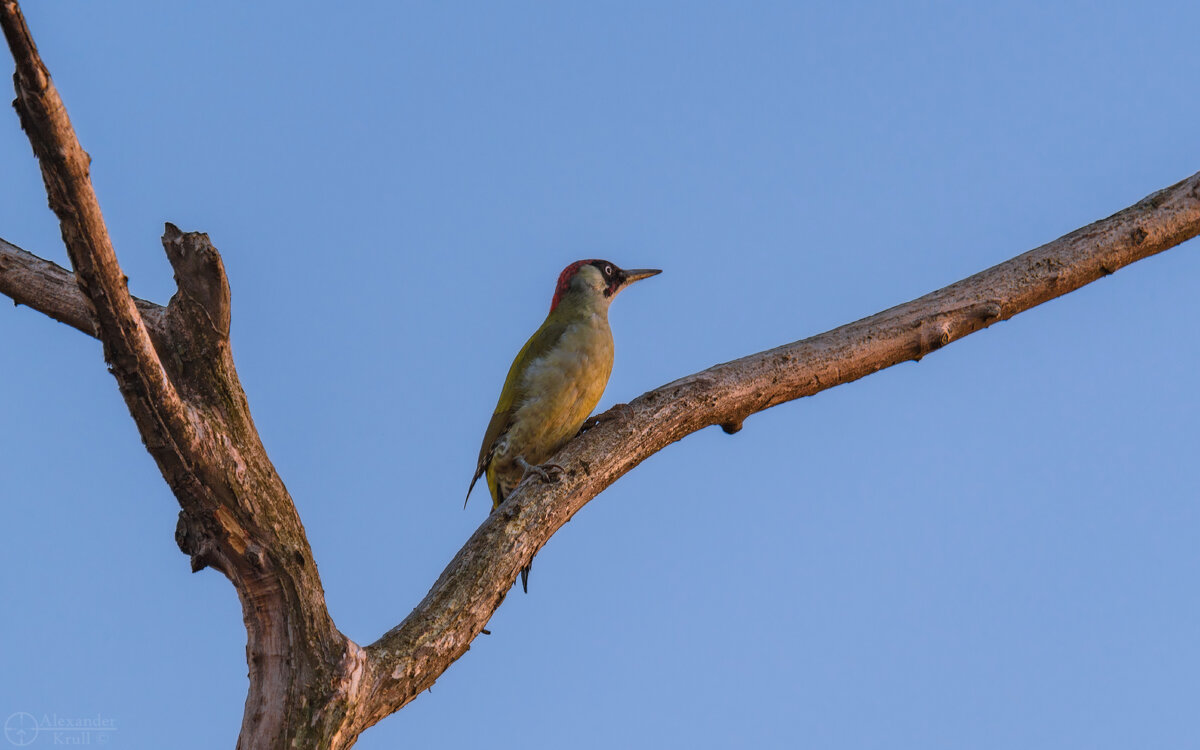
[465,259,661,592]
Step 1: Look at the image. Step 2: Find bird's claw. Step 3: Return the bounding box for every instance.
[516,456,563,484]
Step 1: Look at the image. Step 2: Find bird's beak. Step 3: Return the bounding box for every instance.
[620,268,662,287]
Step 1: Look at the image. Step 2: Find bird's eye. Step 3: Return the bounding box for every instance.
[604,265,614,276]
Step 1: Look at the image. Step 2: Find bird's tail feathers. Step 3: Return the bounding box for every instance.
[464,471,482,509]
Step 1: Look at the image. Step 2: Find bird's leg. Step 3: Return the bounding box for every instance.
[577,403,632,435]
[516,455,563,483]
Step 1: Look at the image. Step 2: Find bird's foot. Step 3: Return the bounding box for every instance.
[516,455,563,484]
[577,403,631,435]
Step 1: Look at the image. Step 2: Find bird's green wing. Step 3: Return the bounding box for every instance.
[464,314,569,508]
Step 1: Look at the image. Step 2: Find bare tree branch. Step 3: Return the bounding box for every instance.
[0,1,189,446]
[0,236,166,336]
[350,170,1200,731]
[3,0,1198,746]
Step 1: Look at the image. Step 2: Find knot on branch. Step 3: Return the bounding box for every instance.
[176,509,221,573]
[720,419,744,434]
[163,222,231,345]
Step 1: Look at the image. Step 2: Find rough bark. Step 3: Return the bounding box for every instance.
[1,3,357,747]
[2,1,1198,747]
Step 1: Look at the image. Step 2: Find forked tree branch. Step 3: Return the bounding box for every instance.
[2,3,351,748]
[3,1,1198,747]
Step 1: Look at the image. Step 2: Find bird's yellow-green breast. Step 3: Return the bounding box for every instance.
[485,297,614,505]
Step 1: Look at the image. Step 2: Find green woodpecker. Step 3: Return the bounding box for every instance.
[465,260,661,591]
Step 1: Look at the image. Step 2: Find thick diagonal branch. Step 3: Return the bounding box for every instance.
[1,0,192,458]
[352,170,1200,731]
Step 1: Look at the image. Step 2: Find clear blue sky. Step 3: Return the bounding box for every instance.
[2,2,1198,748]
